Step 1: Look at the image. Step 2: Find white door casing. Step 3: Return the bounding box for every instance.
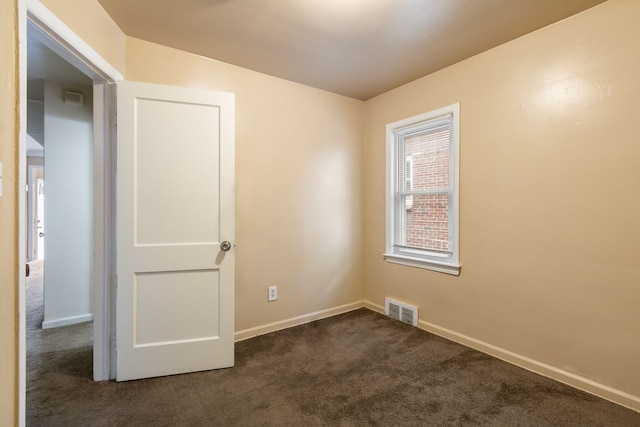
[116,81,235,381]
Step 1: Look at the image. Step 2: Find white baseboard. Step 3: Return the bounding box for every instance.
[234,301,365,342]
[363,300,640,413]
[42,313,93,329]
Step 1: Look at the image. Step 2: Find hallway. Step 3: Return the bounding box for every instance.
[26,259,94,422]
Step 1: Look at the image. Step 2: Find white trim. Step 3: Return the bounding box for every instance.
[92,82,118,381]
[18,1,28,425]
[363,300,640,413]
[234,301,365,342]
[42,314,94,329]
[383,253,461,276]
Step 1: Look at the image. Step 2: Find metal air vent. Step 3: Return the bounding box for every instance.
[64,90,84,106]
[385,297,418,327]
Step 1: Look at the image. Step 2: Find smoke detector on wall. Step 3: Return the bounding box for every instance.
[64,90,84,106]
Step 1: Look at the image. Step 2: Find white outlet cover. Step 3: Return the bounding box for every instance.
[268,286,277,301]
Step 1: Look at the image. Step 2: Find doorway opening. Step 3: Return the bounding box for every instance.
[20,2,123,422]
[25,27,96,405]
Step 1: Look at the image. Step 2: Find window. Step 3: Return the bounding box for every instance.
[385,103,460,275]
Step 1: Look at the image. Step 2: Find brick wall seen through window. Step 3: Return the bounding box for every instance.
[404,129,450,252]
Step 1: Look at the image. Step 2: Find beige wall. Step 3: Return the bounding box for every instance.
[125,38,365,332]
[0,0,18,423]
[363,0,640,405]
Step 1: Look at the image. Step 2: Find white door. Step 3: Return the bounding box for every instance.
[116,81,235,381]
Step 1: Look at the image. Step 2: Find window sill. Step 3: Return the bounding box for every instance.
[383,253,461,276]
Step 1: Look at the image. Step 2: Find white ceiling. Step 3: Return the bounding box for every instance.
[97,0,606,100]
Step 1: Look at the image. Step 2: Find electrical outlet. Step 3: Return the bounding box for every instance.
[268,286,277,302]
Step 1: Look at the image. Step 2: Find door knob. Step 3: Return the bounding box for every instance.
[220,241,232,252]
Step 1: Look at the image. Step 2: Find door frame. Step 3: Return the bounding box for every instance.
[18,0,122,422]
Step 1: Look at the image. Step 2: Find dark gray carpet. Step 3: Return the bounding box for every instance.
[27,264,640,426]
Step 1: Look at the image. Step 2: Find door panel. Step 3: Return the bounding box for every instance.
[134,98,220,245]
[134,270,219,345]
[116,80,234,381]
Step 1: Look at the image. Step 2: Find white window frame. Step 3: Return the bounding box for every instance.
[384,103,461,276]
